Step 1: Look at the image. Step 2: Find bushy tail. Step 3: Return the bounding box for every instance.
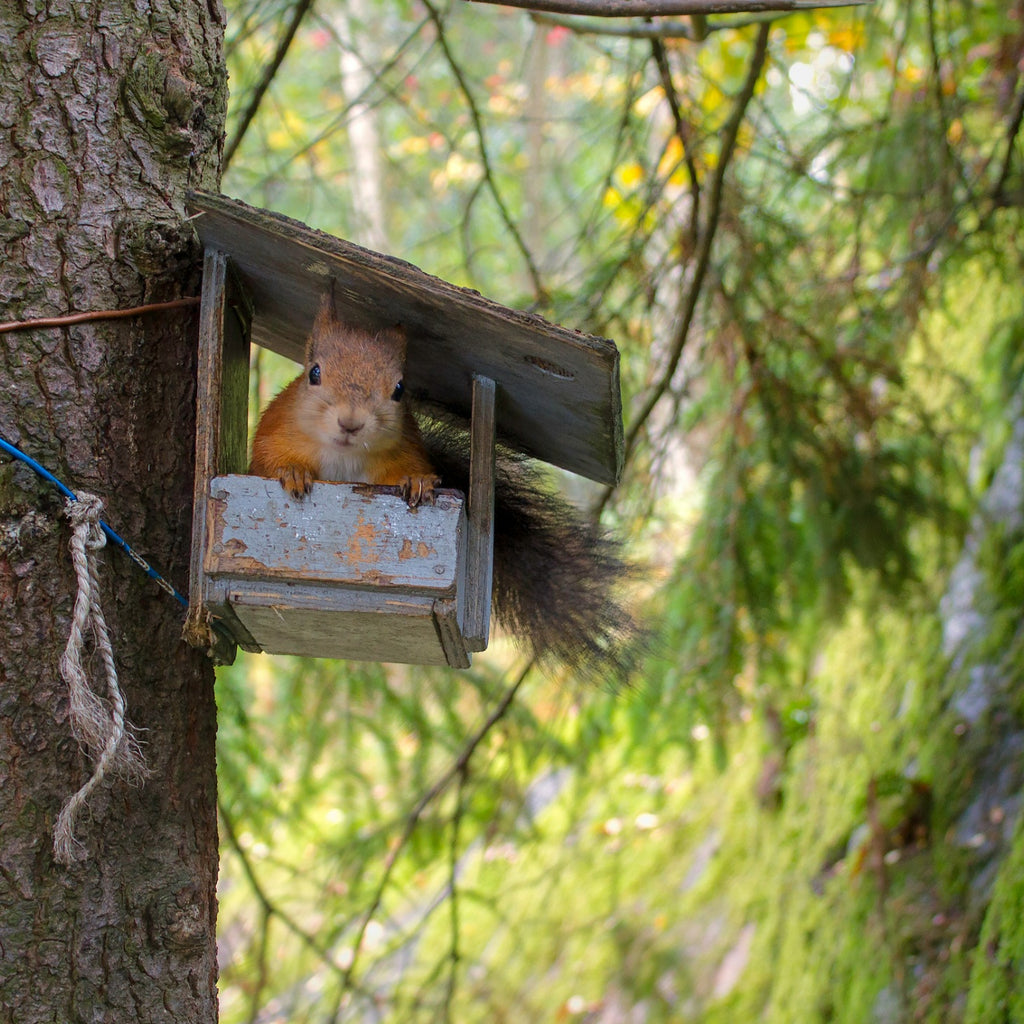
[420,416,645,683]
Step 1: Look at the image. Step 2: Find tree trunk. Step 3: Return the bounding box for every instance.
[0,0,226,1020]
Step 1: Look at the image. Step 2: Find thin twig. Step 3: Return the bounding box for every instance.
[336,664,532,1005]
[249,13,432,187]
[650,37,701,222]
[218,799,347,976]
[924,0,969,195]
[615,22,771,486]
[245,903,272,1024]
[441,764,468,1022]
[994,81,1024,202]
[0,296,200,335]
[422,0,548,301]
[224,0,317,170]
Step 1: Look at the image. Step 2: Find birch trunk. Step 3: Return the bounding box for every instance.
[336,0,389,251]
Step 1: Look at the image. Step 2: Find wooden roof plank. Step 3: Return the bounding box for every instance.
[187,191,623,484]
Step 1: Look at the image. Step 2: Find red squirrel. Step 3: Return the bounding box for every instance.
[250,290,644,681]
[250,296,440,506]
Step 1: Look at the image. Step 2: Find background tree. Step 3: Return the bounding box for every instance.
[0,0,226,1019]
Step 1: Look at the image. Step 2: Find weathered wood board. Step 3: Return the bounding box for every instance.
[227,586,465,666]
[205,476,465,592]
[464,374,496,651]
[185,250,251,663]
[200,475,472,666]
[187,190,623,485]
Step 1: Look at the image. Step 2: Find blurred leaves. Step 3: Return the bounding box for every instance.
[216,0,1024,1019]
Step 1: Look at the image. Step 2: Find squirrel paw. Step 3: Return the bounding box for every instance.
[277,465,314,499]
[398,474,441,507]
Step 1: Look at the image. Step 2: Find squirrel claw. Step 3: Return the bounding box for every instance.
[399,474,441,507]
[278,466,314,499]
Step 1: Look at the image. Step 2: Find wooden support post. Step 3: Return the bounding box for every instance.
[464,374,496,651]
[183,249,253,662]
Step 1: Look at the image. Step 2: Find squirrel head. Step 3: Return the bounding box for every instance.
[296,291,410,463]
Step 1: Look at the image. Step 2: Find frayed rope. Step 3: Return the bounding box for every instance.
[53,492,149,865]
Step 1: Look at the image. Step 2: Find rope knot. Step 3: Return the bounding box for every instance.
[54,490,149,865]
[65,490,103,525]
[66,492,107,549]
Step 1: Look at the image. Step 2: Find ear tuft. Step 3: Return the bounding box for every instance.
[308,284,339,361]
[313,283,338,335]
[378,324,408,361]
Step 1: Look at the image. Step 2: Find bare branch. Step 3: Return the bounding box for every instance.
[617,22,772,478]
[423,0,548,301]
[533,9,783,37]
[224,0,317,170]
[335,665,532,1008]
[466,0,868,18]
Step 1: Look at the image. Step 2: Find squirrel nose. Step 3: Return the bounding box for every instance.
[338,416,364,437]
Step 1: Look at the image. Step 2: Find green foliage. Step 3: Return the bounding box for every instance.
[214,0,1024,1018]
[965,814,1024,1024]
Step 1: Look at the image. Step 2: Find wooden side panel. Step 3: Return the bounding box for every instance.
[186,190,623,484]
[464,375,495,651]
[185,249,246,662]
[433,597,471,669]
[227,584,453,665]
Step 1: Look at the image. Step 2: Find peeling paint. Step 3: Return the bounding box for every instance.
[346,512,380,565]
[398,538,437,561]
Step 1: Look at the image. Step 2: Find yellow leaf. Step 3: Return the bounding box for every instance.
[658,135,685,177]
[633,85,664,118]
[397,136,431,156]
[617,161,644,188]
[267,129,292,151]
[602,185,622,210]
[827,25,863,53]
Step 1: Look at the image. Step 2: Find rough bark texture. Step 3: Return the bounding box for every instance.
[0,0,226,1020]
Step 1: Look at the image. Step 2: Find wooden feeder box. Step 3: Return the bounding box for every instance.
[183,192,624,667]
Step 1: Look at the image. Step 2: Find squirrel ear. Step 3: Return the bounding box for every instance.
[378,323,408,361]
[308,284,339,362]
[313,284,338,334]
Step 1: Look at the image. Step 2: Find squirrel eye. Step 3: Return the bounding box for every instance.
[391,380,404,402]
[308,364,321,386]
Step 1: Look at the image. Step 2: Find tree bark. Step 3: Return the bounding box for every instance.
[0,0,226,1020]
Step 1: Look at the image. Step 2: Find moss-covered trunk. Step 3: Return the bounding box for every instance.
[0,0,226,1018]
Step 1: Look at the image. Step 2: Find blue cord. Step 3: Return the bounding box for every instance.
[0,435,189,607]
